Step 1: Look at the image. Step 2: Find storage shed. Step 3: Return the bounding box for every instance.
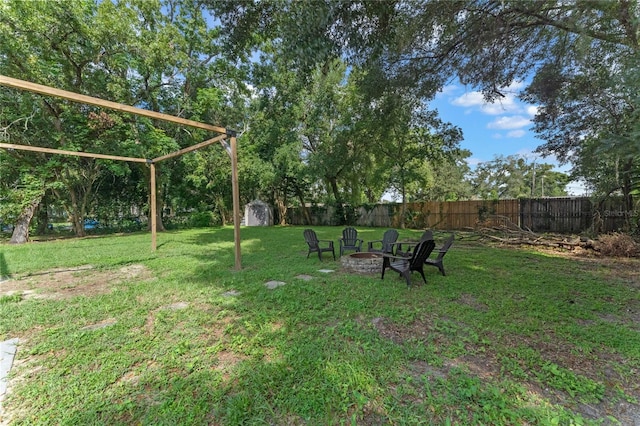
[244,199,274,226]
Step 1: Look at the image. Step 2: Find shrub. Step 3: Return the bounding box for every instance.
[188,211,219,228]
[597,232,639,257]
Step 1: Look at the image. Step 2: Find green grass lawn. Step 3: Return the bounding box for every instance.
[1,226,639,425]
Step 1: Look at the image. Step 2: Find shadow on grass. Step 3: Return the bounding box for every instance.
[0,251,10,279]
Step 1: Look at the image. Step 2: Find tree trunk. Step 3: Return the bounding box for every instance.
[36,198,50,235]
[68,184,86,237]
[328,176,345,224]
[399,168,406,229]
[155,187,166,232]
[294,188,311,225]
[9,196,42,244]
[274,197,287,225]
[328,176,341,204]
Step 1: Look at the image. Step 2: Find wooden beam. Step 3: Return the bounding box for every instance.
[2,76,242,265]
[150,163,157,251]
[0,142,148,163]
[0,75,227,134]
[230,135,242,270]
[152,134,228,163]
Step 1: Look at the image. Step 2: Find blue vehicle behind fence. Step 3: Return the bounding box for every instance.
[84,219,100,230]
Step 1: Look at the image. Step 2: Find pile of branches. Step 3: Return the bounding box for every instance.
[472,215,598,251]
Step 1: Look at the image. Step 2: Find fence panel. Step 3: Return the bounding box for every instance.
[520,198,592,233]
[285,197,635,234]
[596,198,637,232]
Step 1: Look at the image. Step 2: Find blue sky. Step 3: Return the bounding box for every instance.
[431,82,539,165]
[429,82,587,195]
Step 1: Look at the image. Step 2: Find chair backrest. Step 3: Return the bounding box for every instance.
[410,239,436,267]
[303,229,319,248]
[382,229,399,252]
[342,227,359,244]
[436,233,455,260]
[419,229,434,242]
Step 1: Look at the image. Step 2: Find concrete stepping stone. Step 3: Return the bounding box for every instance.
[0,338,18,408]
[265,280,286,289]
[295,274,314,281]
[222,290,241,297]
[318,269,335,273]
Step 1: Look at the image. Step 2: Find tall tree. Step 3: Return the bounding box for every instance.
[1,0,248,239]
[412,149,473,202]
[367,91,463,224]
[471,155,569,200]
[0,0,150,237]
[210,0,640,208]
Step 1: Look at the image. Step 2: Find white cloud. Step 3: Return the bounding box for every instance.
[487,115,531,130]
[507,130,526,138]
[438,84,459,96]
[480,97,519,115]
[566,179,589,196]
[504,81,526,92]
[451,91,485,107]
[526,105,539,116]
[451,90,521,115]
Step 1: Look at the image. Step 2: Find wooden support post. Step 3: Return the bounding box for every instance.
[150,162,157,251]
[230,135,242,270]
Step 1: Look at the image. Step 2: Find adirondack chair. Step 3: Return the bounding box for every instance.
[367,229,399,255]
[425,233,454,276]
[303,229,335,261]
[381,239,436,288]
[339,227,363,256]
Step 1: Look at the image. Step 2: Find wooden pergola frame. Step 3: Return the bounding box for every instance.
[0,75,242,270]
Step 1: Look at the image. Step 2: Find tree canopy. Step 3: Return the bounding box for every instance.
[4,0,637,239]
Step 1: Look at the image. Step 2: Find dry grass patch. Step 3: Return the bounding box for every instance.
[0,264,154,300]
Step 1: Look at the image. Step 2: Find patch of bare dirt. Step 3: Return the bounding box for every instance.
[0,264,154,300]
[457,293,489,312]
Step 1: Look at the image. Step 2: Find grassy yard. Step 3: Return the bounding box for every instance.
[0,226,639,425]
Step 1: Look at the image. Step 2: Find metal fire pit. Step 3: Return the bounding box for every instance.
[341,252,383,274]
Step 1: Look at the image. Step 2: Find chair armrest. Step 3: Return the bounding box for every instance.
[318,239,334,246]
[367,240,383,250]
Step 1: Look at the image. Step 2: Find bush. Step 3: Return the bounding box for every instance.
[597,232,639,257]
[188,211,216,228]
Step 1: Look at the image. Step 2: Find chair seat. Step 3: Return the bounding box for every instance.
[389,259,408,269]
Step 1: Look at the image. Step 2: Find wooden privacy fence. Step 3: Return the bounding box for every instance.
[286,197,638,234]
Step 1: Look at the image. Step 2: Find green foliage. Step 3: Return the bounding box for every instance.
[3,0,638,244]
[472,155,570,200]
[188,211,218,228]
